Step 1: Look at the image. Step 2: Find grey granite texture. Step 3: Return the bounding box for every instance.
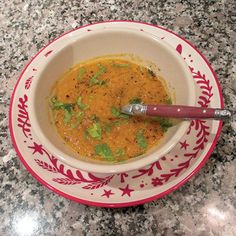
[0,0,236,235]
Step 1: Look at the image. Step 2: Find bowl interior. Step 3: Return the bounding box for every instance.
[29,29,195,173]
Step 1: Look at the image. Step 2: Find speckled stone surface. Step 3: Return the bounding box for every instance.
[0,0,236,235]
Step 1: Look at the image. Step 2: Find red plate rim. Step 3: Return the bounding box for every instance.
[9,20,224,208]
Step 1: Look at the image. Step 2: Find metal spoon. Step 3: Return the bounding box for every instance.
[121,104,232,120]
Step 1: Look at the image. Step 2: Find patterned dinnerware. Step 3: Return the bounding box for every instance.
[10,21,223,207]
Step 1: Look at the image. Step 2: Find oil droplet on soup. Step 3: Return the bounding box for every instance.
[49,56,173,163]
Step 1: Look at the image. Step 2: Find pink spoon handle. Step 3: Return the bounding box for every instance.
[146,105,227,119]
[121,104,232,120]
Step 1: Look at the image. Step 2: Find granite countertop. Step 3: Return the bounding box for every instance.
[0,0,235,235]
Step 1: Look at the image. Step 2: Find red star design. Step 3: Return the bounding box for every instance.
[119,184,134,197]
[101,189,114,198]
[179,140,189,150]
[28,142,44,155]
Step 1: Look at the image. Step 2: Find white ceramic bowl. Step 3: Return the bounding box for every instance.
[28,28,196,174]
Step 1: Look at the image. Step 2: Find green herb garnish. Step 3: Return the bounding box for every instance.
[83,130,89,139]
[89,64,106,86]
[63,104,74,123]
[64,109,72,123]
[129,97,142,104]
[104,123,112,133]
[152,117,173,132]
[135,130,148,149]
[165,97,172,104]
[76,111,84,119]
[51,97,65,109]
[63,103,74,111]
[76,67,86,81]
[111,106,129,119]
[71,112,84,128]
[91,114,99,122]
[95,143,114,161]
[119,114,130,119]
[87,123,102,140]
[111,106,120,117]
[51,97,74,123]
[115,148,125,157]
[77,96,89,110]
[51,97,74,111]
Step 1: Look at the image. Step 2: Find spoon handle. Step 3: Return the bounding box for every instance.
[121,104,232,120]
[146,105,231,119]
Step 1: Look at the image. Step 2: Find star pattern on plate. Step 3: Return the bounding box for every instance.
[119,184,134,197]
[101,189,114,198]
[28,142,44,155]
[179,140,189,150]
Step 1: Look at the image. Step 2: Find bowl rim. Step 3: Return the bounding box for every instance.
[28,26,196,174]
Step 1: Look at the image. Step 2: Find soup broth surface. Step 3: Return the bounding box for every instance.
[50,56,173,163]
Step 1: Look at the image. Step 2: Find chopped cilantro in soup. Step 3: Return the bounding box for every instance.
[49,56,173,163]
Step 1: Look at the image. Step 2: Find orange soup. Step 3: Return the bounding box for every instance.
[49,56,172,163]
